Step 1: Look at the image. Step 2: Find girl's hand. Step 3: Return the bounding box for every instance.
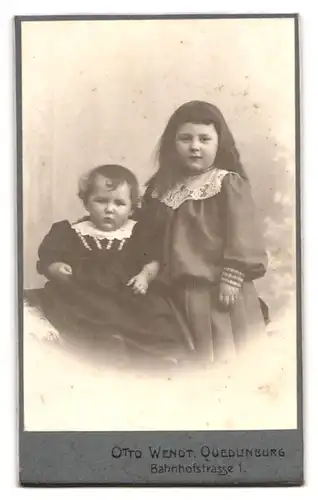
[47,262,73,281]
[127,272,149,295]
[219,282,240,307]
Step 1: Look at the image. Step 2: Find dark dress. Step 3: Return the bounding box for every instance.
[135,169,268,362]
[31,218,193,362]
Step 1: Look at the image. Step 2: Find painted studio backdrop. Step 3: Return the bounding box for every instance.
[21,18,297,431]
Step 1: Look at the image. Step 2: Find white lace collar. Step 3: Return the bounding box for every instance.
[71,218,136,241]
[151,168,230,209]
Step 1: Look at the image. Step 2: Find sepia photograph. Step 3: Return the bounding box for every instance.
[19,16,299,437]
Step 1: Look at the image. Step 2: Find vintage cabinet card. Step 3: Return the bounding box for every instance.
[17,14,302,486]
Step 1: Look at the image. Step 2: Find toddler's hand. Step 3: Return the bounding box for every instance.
[127,272,149,295]
[47,262,73,281]
[219,282,240,307]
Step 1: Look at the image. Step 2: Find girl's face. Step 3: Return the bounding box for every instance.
[85,176,133,231]
[175,122,219,173]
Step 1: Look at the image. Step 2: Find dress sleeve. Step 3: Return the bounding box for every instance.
[37,220,74,278]
[129,188,166,267]
[219,173,268,284]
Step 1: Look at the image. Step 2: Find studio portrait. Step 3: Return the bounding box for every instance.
[20,17,298,432]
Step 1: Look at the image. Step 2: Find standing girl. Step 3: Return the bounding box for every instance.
[137,101,268,363]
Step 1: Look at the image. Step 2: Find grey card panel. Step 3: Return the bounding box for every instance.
[20,430,303,485]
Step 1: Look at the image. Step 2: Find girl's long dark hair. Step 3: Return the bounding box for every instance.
[146,100,248,194]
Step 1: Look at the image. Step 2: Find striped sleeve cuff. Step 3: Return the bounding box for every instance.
[221,267,245,288]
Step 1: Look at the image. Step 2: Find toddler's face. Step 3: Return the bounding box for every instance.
[85,176,133,231]
[175,122,219,174]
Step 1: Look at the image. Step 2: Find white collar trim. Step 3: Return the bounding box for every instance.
[71,219,136,240]
[151,168,230,209]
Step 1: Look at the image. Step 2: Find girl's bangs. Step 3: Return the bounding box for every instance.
[174,103,222,128]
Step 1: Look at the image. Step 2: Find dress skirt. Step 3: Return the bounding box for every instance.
[171,279,266,362]
[26,278,193,363]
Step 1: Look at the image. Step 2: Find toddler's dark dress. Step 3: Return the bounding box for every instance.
[34,218,193,361]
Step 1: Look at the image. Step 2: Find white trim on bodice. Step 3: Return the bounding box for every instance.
[71,219,136,241]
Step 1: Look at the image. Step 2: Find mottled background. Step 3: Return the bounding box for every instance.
[22,19,296,317]
[21,18,298,430]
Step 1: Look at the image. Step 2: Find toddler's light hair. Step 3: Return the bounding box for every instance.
[78,164,140,209]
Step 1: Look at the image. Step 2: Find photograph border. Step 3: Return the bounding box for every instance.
[16,12,303,486]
